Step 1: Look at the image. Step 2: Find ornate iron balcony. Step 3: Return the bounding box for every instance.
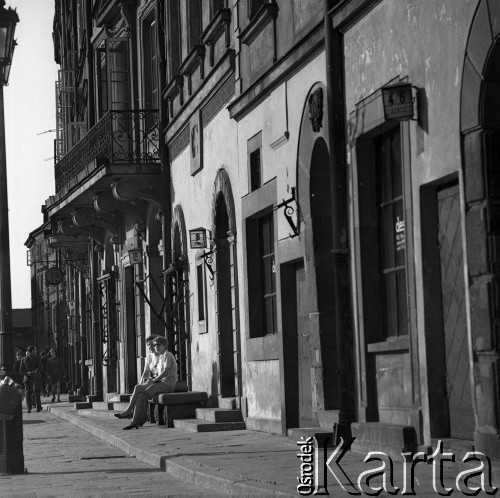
[55,110,160,193]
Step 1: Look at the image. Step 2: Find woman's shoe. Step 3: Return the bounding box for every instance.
[122,422,143,430]
[114,412,132,419]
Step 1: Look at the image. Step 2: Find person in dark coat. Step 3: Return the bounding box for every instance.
[19,345,43,413]
[46,348,64,402]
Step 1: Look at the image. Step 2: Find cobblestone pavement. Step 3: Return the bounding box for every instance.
[0,402,208,497]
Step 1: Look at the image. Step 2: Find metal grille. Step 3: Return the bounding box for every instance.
[98,275,118,367]
[54,110,160,192]
[165,268,189,383]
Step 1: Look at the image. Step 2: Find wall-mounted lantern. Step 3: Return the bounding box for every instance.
[189,227,208,249]
[189,227,214,279]
[128,248,143,265]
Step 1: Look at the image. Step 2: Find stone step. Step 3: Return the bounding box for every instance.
[195,408,243,423]
[68,394,86,403]
[77,409,123,419]
[92,401,115,410]
[287,427,334,447]
[74,402,93,410]
[430,438,474,459]
[107,394,131,403]
[218,397,239,410]
[112,402,129,412]
[173,419,246,432]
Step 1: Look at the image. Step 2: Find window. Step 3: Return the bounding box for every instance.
[187,0,202,53]
[249,0,264,19]
[247,210,277,337]
[210,0,226,18]
[247,131,262,192]
[165,0,182,82]
[95,38,130,118]
[196,255,208,333]
[250,149,261,191]
[259,213,277,335]
[143,16,159,110]
[375,127,407,337]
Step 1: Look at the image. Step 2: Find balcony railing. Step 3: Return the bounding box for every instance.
[55,110,160,193]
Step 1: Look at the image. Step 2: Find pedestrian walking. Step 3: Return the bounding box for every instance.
[19,345,43,413]
[46,348,64,402]
[114,336,177,430]
[40,350,50,396]
[14,350,24,373]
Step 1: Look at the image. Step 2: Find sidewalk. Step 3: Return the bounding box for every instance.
[45,401,499,496]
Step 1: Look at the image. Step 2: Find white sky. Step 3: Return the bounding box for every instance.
[5,1,58,309]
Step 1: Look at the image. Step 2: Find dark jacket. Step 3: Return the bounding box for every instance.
[46,356,64,382]
[19,354,42,387]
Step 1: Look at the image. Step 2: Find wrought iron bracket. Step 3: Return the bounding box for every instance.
[274,187,299,238]
[197,249,215,280]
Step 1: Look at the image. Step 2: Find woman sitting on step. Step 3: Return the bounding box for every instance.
[115,335,177,430]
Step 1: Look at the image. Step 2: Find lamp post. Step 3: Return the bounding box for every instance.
[0,0,23,475]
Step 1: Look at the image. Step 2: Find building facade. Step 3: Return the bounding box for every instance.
[25,0,499,459]
[327,0,500,458]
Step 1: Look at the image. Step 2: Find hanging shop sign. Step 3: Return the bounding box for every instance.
[189,227,208,249]
[128,248,143,265]
[382,83,414,121]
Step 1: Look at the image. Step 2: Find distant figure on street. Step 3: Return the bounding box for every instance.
[115,335,177,430]
[46,348,64,402]
[20,345,43,413]
[40,350,49,396]
[14,350,24,373]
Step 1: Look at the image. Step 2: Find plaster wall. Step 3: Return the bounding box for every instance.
[170,107,238,399]
[343,0,480,442]
[246,360,281,419]
[235,51,326,423]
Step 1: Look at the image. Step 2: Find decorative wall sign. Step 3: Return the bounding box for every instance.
[308,87,324,132]
[128,248,143,265]
[46,267,65,286]
[382,83,414,121]
[190,109,203,175]
[189,227,208,249]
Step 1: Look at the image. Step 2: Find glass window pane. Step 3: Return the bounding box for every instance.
[263,296,274,334]
[394,200,405,267]
[397,270,408,335]
[383,273,397,337]
[197,265,204,321]
[262,256,273,294]
[391,130,402,198]
[380,204,394,270]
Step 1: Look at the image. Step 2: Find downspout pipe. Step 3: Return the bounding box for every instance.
[324,0,355,443]
[156,0,173,347]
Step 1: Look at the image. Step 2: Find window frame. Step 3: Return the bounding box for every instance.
[247,131,262,193]
[353,119,415,351]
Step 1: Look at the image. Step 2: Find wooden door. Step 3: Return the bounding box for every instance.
[438,184,474,439]
[296,265,312,426]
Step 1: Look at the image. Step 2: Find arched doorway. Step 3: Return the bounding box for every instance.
[168,206,190,385]
[211,169,241,403]
[290,82,338,427]
[460,0,500,457]
[309,137,337,409]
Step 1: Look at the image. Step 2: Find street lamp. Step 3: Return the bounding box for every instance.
[0,0,23,475]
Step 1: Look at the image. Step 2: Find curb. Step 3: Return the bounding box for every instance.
[47,406,294,496]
